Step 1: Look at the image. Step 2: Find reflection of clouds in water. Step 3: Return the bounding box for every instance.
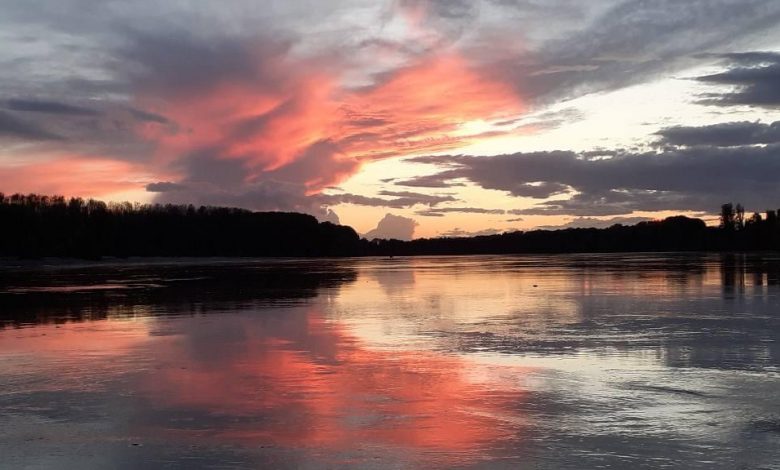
[136,306,526,461]
[1,303,529,467]
[0,319,153,392]
[369,262,416,297]
[2,255,780,469]
[337,257,585,348]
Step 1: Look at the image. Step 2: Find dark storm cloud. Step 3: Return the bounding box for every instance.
[696,54,780,108]
[4,99,100,116]
[0,111,61,141]
[658,121,780,147]
[403,141,780,216]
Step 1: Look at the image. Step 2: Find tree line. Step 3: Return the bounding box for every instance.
[1,193,779,259]
[367,210,780,256]
[0,193,360,258]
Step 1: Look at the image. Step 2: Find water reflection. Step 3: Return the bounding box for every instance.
[1,254,780,469]
[0,260,357,327]
[138,307,523,454]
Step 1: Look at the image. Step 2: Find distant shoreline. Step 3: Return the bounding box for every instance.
[2,193,779,259]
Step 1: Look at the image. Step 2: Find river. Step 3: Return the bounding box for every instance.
[1,254,779,469]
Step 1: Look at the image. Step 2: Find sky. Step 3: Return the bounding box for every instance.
[1,0,780,239]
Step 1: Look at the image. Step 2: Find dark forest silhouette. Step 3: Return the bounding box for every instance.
[2,193,779,259]
[0,193,360,258]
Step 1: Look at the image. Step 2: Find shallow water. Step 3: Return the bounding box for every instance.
[1,254,779,469]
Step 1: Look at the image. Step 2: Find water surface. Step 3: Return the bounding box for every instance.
[1,254,779,469]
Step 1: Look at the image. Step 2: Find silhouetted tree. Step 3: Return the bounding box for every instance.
[766,210,777,226]
[736,203,745,230]
[721,203,736,231]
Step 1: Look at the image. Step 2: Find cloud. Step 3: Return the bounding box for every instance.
[439,227,502,238]
[404,136,780,216]
[696,53,780,108]
[119,30,295,100]
[145,181,185,192]
[394,173,466,188]
[149,178,343,223]
[363,213,418,240]
[4,99,100,116]
[108,25,523,214]
[0,5,525,213]
[536,216,653,230]
[657,121,780,147]
[321,190,456,208]
[417,207,506,217]
[495,107,585,130]
[125,107,170,124]
[0,111,62,141]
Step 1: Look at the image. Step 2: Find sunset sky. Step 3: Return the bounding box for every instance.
[2,1,780,239]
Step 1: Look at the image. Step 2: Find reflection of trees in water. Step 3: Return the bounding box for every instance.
[720,253,745,296]
[720,253,780,292]
[438,255,780,372]
[0,261,357,328]
[653,255,780,370]
[4,255,780,371]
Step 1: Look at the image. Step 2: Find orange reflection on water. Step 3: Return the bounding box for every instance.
[140,307,526,456]
[0,319,150,358]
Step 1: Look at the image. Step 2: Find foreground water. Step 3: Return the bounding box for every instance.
[1,254,779,469]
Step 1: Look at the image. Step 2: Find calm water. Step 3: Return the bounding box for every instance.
[1,254,779,469]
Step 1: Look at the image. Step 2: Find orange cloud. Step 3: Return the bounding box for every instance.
[0,10,523,210]
[341,54,522,160]
[136,49,523,194]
